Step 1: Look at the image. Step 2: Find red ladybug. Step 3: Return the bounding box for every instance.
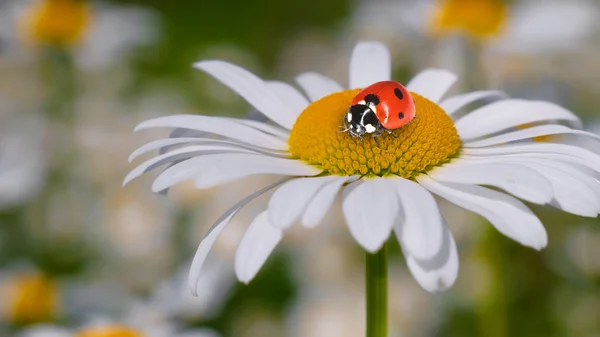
[341,81,416,140]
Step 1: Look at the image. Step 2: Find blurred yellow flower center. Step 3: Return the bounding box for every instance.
[430,0,507,40]
[20,0,90,46]
[288,90,461,178]
[3,272,58,325]
[76,325,143,337]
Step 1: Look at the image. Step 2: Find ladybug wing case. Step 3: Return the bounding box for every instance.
[376,85,416,130]
[351,81,392,106]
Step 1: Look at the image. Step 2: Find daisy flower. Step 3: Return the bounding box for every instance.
[0,110,47,210]
[18,322,219,337]
[0,270,58,326]
[124,41,600,297]
[0,0,158,69]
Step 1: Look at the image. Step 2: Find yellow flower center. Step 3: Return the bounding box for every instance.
[76,325,143,337]
[3,272,59,325]
[429,0,507,40]
[20,0,90,46]
[288,90,461,178]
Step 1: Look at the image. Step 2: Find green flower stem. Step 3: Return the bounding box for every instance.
[366,242,388,337]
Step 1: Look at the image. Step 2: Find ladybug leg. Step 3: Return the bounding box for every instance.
[385,129,397,139]
[371,128,385,145]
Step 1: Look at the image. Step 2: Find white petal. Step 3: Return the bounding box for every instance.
[526,159,600,201]
[457,154,598,181]
[460,156,600,210]
[268,176,342,230]
[235,211,284,284]
[123,144,264,187]
[18,325,72,337]
[464,124,600,148]
[266,81,310,120]
[193,60,296,129]
[439,90,507,115]
[455,100,582,140]
[349,41,391,89]
[295,72,344,102]
[302,176,357,228]
[398,219,459,293]
[418,176,547,250]
[152,153,319,192]
[193,155,321,190]
[390,177,444,260]
[461,152,600,175]
[429,162,553,204]
[189,213,234,295]
[227,118,290,139]
[134,115,288,150]
[188,179,288,295]
[462,143,600,172]
[507,160,600,217]
[128,137,207,162]
[342,178,399,252]
[406,69,457,103]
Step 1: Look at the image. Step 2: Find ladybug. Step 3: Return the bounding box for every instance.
[341,81,416,140]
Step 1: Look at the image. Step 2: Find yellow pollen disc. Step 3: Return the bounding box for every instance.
[76,325,143,337]
[288,90,461,178]
[429,0,507,41]
[20,0,90,46]
[4,272,59,325]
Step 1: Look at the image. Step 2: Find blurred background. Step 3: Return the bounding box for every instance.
[0,0,599,336]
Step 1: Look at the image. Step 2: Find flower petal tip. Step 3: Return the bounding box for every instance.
[355,40,389,49]
[122,173,135,187]
[192,59,217,70]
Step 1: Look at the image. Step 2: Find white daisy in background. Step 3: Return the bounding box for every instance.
[149,259,235,322]
[0,268,59,326]
[124,41,600,294]
[0,0,158,70]
[0,103,47,209]
[18,280,223,337]
[18,322,219,337]
[344,0,600,91]
[490,0,599,55]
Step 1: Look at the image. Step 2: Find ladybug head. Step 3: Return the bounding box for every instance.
[343,104,382,138]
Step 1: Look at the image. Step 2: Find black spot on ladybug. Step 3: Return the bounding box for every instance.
[364,94,380,106]
[398,112,405,119]
[394,88,404,100]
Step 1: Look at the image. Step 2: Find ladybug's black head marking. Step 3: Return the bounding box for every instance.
[342,104,383,139]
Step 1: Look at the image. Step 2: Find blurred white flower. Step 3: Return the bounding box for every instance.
[0,104,47,209]
[149,259,236,322]
[0,268,59,326]
[348,0,599,53]
[491,0,600,55]
[76,2,158,70]
[0,0,159,69]
[342,0,600,79]
[19,324,71,337]
[19,322,219,337]
[102,187,173,259]
[566,225,600,277]
[19,285,223,337]
[288,289,364,337]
